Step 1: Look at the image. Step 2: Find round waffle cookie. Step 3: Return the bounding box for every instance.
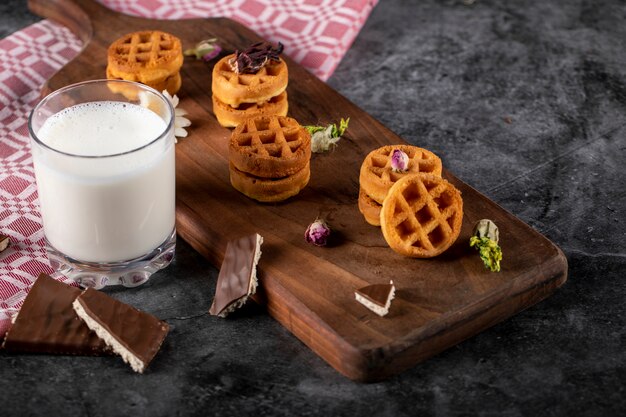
[213,91,288,128]
[107,30,183,94]
[229,115,311,178]
[229,162,310,203]
[212,54,288,108]
[380,174,463,258]
[358,188,383,226]
[360,145,443,205]
[106,68,182,99]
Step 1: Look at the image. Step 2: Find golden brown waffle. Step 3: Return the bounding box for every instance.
[380,174,463,258]
[229,162,310,203]
[360,145,442,204]
[212,54,288,108]
[106,30,183,95]
[358,188,382,226]
[229,115,311,179]
[213,91,288,128]
[106,68,181,98]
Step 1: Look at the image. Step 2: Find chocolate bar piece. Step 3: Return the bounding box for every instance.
[0,235,9,253]
[355,280,396,317]
[2,273,108,355]
[209,233,263,318]
[73,288,169,373]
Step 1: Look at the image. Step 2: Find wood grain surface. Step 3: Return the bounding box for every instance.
[30,0,568,381]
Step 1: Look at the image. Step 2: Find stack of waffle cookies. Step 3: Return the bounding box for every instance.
[229,115,311,202]
[358,145,463,258]
[106,30,183,95]
[212,54,289,128]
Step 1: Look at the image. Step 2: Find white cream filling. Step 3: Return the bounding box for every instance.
[72,299,145,373]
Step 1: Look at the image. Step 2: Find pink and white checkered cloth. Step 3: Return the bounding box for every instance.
[0,0,378,337]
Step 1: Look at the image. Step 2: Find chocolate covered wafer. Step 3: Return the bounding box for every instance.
[355,280,395,317]
[2,273,108,355]
[73,288,169,373]
[209,233,263,317]
[0,235,9,253]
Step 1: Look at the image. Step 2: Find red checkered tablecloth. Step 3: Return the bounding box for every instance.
[0,0,378,337]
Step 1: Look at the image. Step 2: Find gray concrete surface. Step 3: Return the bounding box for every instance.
[1,0,624,416]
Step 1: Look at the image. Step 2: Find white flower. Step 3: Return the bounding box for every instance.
[311,125,341,153]
[138,90,192,142]
[305,118,349,153]
[162,90,191,142]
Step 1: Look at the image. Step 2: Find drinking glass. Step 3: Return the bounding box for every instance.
[28,80,176,289]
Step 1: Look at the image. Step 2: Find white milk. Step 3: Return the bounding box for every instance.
[32,101,175,263]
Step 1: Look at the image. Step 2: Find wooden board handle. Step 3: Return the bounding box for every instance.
[28,0,103,44]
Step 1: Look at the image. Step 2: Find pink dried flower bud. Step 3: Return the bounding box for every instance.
[391,149,409,172]
[202,44,222,61]
[305,218,331,246]
[183,38,221,62]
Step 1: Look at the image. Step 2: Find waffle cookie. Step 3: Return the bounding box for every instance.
[380,174,463,258]
[213,91,288,128]
[229,115,310,178]
[211,44,289,128]
[106,68,181,97]
[358,189,383,227]
[212,54,288,108]
[106,30,183,95]
[229,162,310,203]
[228,115,311,202]
[360,145,442,205]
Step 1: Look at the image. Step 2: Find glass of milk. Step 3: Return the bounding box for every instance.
[29,80,176,289]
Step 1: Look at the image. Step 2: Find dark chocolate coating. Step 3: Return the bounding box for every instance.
[75,288,169,370]
[356,283,393,307]
[209,234,260,316]
[2,273,108,355]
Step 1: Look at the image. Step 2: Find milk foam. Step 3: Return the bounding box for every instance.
[37,101,167,156]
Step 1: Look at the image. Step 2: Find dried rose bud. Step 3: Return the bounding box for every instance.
[391,149,409,172]
[201,44,222,61]
[184,38,222,62]
[305,218,331,246]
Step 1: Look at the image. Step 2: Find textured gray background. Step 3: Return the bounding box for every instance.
[1,0,625,416]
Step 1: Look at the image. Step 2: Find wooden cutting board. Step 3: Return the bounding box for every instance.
[32,0,567,382]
